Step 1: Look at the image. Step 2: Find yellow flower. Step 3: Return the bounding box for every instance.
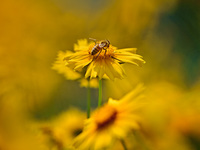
[65,39,145,80]
[73,85,145,150]
[52,51,98,88]
[52,51,81,80]
[39,108,85,150]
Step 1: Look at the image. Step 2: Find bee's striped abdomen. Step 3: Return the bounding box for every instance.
[91,46,101,55]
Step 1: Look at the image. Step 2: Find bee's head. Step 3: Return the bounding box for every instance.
[101,40,110,48]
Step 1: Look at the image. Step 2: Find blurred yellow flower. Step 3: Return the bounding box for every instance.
[52,51,81,80]
[73,85,144,149]
[52,51,98,88]
[80,78,99,88]
[38,108,85,150]
[65,39,145,80]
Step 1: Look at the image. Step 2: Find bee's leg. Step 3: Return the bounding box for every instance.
[111,56,125,64]
[103,48,107,56]
[95,49,102,59]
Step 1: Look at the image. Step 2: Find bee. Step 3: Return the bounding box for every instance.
[89,38,110,58]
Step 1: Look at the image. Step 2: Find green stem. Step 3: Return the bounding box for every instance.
[98,79,102,107]
[133,131,149,150]
[120,139,128,150]
[87,81,91,118]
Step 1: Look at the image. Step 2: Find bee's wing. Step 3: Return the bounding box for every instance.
[99,42,107,47]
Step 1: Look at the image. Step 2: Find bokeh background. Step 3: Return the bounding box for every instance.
[0,0,200,149]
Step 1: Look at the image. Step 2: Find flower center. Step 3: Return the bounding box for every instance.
[94,105,117,129]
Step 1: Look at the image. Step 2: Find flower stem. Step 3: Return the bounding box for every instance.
[133,131,150,150]
[120,139,128,150]
[87,81,91,118]
[98,79,102,107]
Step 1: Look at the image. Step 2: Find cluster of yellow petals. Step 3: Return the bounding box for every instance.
[65,39,145,80]
[38,108,85,150]
[52,50,98,88]
[73,85,145,149]
[52,51,81,80]
[52,39,146,149]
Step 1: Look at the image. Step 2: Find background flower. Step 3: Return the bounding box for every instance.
[37,108,85,150]
[52,50,99,88]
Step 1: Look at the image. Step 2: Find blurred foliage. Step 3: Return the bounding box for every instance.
[0,0,200,149]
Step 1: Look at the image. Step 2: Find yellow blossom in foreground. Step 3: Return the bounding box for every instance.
[65,39,145,80]
[73,85,145,150]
